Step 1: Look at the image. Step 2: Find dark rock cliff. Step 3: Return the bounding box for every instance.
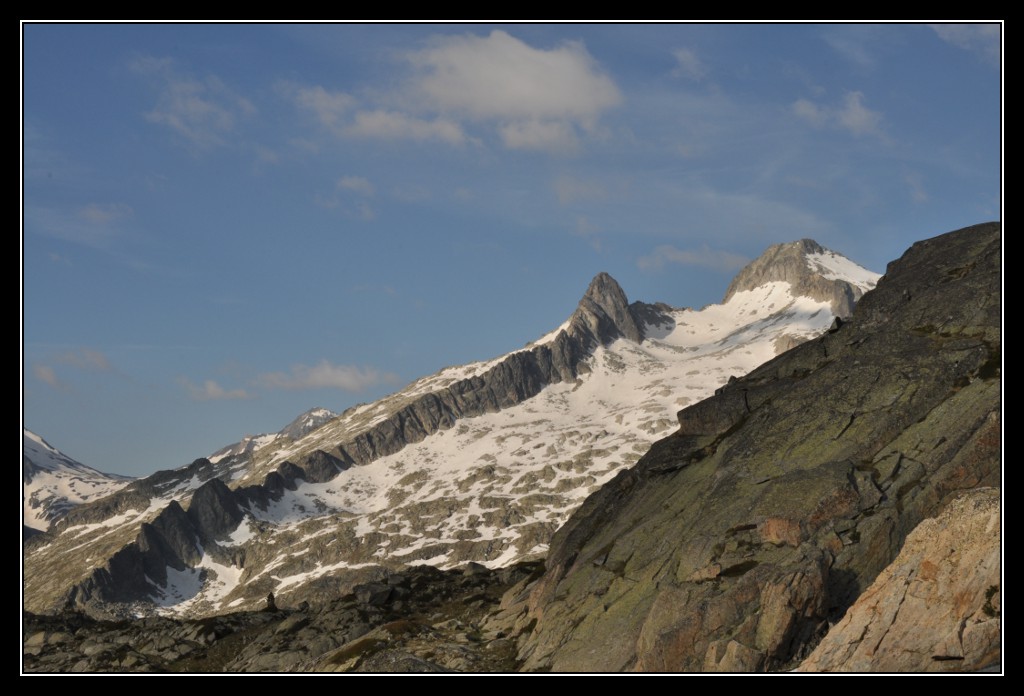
[503,222,1000,672]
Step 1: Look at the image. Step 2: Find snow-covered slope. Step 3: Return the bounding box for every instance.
[23,240,881,617]
[23,430,131,533]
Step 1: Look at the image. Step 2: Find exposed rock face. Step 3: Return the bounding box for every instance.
[723,239,874,317]
[59,457,342,609]
[568,272,646,346]
[506,222,1000,672]
[796,487,1000,672]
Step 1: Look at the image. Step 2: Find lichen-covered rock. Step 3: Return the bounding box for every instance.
[796,487,1000,672]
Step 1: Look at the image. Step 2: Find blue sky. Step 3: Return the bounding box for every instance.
[22,22,1001,477]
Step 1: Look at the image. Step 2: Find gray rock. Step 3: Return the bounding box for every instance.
[723,239,868,318]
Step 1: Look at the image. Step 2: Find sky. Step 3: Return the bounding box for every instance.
[21,22,1002,478]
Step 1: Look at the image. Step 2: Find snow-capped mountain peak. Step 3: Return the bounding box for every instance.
[723,239,880,317]
[22,429,130,535]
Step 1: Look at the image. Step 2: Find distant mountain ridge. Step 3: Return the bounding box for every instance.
[207,407,338,464]
[24,238,881,618]
[22,430,130,537]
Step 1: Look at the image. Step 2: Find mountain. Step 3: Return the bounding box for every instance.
[207,407,338,464]
[494,222,1000,672]
[22,429,131,538]
[23,239,880,618]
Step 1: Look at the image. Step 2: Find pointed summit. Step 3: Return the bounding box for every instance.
[723,239,880,318]
[568,272,644,347]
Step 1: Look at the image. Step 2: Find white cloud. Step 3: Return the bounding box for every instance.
[792,91,883,137]
[791,98,827,128]
[289,84,356,130]
[411,30,620,122]
[637,244,750,273]
[132,56,254,147]
[930,23,1000,65]
[256,361,399,391]
[337,176,375,196]
[836,91,882,136]
[345,110,466,145]
[283,31,619,153]
[405,29,621,152]
[179,377,252,401]
[671,47,707,80]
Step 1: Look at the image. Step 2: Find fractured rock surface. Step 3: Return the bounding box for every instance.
[796,487,1000,672]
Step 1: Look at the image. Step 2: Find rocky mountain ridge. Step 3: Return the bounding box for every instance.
[25,239,880,620]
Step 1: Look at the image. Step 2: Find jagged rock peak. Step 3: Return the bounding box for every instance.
[723,239,879,318]
[568,272,644,346]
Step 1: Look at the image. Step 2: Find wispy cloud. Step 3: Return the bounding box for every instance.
[27,204,130,248]
[131,55,255,148]
[822,32,876,69]
[553,175,606,205]
[55,348,113,371]
[178,377,252,401]
[930,23,1000,65]
[33,364,65,390]
[671,47,707,80]
[316,176,377,218]
[792,91,883,137]
[637,244,750,273]
[345,110,466,145]
[287,83,356,131]
[571,216,602,252]
[78,203,133,225]
[904,172,928,203]
[338,176,375,196]
[256,360,399,391]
